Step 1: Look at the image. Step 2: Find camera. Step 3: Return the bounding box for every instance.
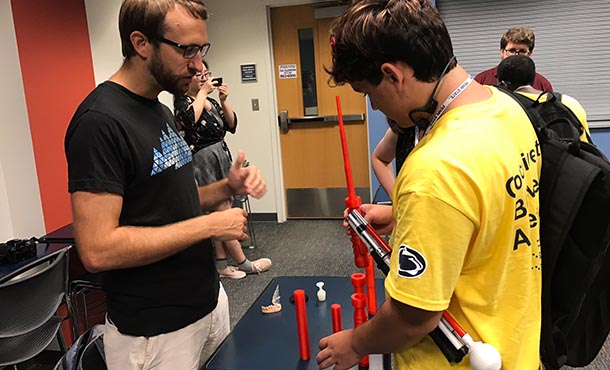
[212,77,223,86]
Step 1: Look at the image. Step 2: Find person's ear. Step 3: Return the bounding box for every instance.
[380,63,401,84]
[130,31,152,59]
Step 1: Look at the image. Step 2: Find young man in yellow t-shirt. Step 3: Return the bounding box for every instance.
[316,1,542,369]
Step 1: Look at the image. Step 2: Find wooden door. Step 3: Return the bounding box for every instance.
[271,5,370,218]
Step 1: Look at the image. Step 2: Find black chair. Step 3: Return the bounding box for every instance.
[69,273,105,342]
[0,248,73,368]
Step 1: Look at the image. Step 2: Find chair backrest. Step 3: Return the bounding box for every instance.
[0,248,70,337]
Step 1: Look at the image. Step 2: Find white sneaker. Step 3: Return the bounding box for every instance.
[218,266,246,279]
[242,258,272,274]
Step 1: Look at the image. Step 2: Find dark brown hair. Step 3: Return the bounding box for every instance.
[500,27,535,52]
[327,0,456,86]
[119,0,208,58]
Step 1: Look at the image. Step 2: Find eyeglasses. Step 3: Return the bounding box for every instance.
[196,71,213,81]
[504,48,530,56]
[157,36,211,59]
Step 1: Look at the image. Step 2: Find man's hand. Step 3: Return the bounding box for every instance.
[317,329,362,370]
[227,150,266,199]
[343,204,394,235]
[205,207,249,241]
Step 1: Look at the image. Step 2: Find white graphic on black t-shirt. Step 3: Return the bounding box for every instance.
[151,124,192,176]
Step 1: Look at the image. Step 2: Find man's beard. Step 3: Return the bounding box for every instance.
[149,49,190,96]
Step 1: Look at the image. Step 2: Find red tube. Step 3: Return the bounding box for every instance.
[331,304,343,333]
[442,311,467,338]
[351,273,366,294]
[294,290,310,360]
[351,293,369,368]
[337,95,369,269]
[365,254,377,316]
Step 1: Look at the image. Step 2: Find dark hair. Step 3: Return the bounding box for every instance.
[497,55,536,91]
[500,27,535,52]
[327,0,456,86]
[119,0,208,58]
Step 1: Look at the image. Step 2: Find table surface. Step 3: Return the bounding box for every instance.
[0,242,71,282]
[39,223,75,244]
[206,276,387,370]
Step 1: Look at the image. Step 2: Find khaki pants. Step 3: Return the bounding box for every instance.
[104,284,230,370]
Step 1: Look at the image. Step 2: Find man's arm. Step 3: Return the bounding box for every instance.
[198,150,266,210]
[317,298,442,370]
[71,191,247,273]
[372,128,398,196]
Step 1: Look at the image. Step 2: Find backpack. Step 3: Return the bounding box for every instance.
[500,87,610,370]
[53,324,106,370]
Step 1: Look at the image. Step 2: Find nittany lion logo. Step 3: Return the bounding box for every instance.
[397,244,427,279]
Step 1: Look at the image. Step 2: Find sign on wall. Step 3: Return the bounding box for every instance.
[279,64,297,79]
[241,64,257,82]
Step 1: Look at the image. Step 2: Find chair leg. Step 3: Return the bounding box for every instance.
[244,196,256,248]
[67,290,81,342]
[56,329,68,353]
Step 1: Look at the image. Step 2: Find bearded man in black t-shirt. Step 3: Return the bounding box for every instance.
[64,1,266,369]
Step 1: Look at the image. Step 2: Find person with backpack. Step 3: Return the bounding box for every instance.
[496,54,610,370]
[475,27,553,91]
[316,1,542,369]
[497,55,591,141]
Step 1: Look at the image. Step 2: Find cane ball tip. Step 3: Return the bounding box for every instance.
[469,341,502,370]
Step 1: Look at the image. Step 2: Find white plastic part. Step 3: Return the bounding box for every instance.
[462,334,502,370]
[316,281,326,302]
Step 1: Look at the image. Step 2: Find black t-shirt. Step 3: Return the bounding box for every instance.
[395,127,416,174]
[65,81,219,336]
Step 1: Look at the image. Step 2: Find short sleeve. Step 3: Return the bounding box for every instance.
[65,111,131,195]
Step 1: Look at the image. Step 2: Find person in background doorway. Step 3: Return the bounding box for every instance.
[65,1,266,369]
[174,61,272,279]
[475,26,553,91]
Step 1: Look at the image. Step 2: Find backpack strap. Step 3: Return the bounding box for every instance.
[536,91,591,143]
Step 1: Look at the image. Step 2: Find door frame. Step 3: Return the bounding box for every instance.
[265,2,376,221]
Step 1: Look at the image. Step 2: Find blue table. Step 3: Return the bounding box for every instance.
[0,242,71,282]
[206,276,387,370]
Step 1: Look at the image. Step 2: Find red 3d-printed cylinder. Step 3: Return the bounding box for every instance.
[365,254,377,316]
[331,303,343,333]
[351,292,369,368]
[294,289,310,360]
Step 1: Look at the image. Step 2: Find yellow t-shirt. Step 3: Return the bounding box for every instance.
[387,87,542,370]
[519,91,591,142]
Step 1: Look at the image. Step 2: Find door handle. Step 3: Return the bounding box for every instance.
[278,111,365,133]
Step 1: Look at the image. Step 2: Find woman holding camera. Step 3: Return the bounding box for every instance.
[174,61,272,279]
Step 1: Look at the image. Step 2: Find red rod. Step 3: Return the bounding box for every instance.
[331,304,343,333]
[337,95,369,268]
[336,96,357,203]
[294,290,310,360]
[442,311,467,338]
[351,293,369,368]
[365,254,377,316]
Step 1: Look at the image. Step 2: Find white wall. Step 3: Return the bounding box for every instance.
[203,0,313,221]
[84,0,286,219]
[0,0,45,241]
